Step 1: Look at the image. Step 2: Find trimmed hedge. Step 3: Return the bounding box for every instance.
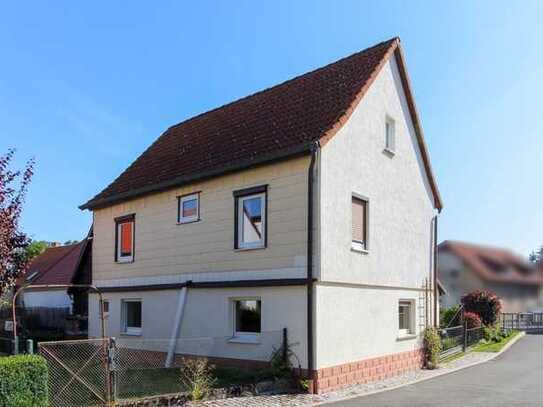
[0,354,49,407]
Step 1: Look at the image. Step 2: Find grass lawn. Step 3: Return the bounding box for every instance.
[116,366,276,400]
[472,330,521,353]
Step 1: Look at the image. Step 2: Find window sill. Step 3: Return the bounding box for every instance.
[383,148,396,157]
[396,334,417,342]
[228,336,261,345]
[121,332,142,337]
[351,244,369,255]
[177,219,200,225]
[234,246,266,252]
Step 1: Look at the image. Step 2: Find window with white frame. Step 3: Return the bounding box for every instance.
[178,193,200,223]
[398,300,414,336]
[352,196,368,251]
[121,299,142,335]
[115,214,135,263]
[385,117,395,153]
[234,186,267,249]
[233,299,261,338]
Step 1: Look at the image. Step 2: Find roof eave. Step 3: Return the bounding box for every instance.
[80,142,312,211]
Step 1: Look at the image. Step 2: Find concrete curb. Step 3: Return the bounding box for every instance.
[311,331,526,406]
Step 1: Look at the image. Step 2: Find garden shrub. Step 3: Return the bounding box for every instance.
[461,290,502,326]
[423,327,442,369]
[440,305,461,327]
[463,312,482,328]
[483,325,510,343]
[0,354,49,407]
[180,358,216,400]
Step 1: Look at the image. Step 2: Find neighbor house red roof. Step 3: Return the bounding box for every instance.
[19,241,87,286]
[439,241,543,286]
[81,37,442,211]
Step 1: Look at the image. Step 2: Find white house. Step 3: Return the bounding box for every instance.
[80,37,442,393]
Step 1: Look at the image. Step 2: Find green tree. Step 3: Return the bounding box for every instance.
[25,241,49,261]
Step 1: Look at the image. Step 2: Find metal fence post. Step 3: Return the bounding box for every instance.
[282,327,288,364]
[26,339,34,354]
[462,321,468,352]
[12,336,18,355]
[108,337,117,406]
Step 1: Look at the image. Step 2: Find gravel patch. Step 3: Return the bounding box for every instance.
[178,352,495,407]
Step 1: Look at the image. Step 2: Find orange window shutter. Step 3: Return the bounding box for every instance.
[121,222,133,255]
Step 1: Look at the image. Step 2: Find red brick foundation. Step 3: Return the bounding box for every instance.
[312,348,424,394]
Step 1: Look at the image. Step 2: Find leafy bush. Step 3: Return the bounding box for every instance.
[423,327,442,369]
[483,325,511,343]
[180,358,216,400]
[463,312,482,328]
[0,354,49,407]
[461,290,502,326]
[440,305,461,327]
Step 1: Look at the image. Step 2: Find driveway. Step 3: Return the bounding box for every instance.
[326,332,543,407]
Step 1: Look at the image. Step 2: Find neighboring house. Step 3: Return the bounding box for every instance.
[15,235,92,338]
[438,240,543,313]
[80,37,442,393]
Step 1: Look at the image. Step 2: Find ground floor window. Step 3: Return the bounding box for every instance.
[121,299,142,335]
[398,300,414,336]
[234,299,261,338]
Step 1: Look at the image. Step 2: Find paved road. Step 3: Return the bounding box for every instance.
[327,333,543,407]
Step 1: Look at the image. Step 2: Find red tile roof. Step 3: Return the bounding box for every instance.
[19,241,87,286]
[439,241,543,286]
[80,37,442,211]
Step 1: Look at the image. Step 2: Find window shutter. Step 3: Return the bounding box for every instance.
[352,197,365,242]
[121,222,133,255]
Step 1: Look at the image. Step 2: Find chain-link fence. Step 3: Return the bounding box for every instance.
[113,330,285,402]
[39,330,288,406]
[39,338,112,407]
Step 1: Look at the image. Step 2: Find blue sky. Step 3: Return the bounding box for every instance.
[1,1,542,256]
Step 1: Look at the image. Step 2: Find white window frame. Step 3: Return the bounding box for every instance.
[385,116,396,154]
[121,299,142,336]
[398,299,415,337]
[231,298,262,343]
[237,193,266,250]
[178,193,200,224]
[116,220,134,263]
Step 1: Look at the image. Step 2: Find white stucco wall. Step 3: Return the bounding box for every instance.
[89,286,307,367]
[315,285,425,368]
[22,290,72,310]
[319,56,435,288]
[315,55,437,368]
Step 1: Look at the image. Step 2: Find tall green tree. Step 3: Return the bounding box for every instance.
[0,149,34,296]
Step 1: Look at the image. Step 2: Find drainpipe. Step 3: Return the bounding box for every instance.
[165,284,189,367]
[306,141,319,391]
[433,215,439,327]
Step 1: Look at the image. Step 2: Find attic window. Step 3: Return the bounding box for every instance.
[385,117,396,154]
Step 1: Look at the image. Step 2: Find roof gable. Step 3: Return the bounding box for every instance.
[81,38,442,211]
[20,240,88,286]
